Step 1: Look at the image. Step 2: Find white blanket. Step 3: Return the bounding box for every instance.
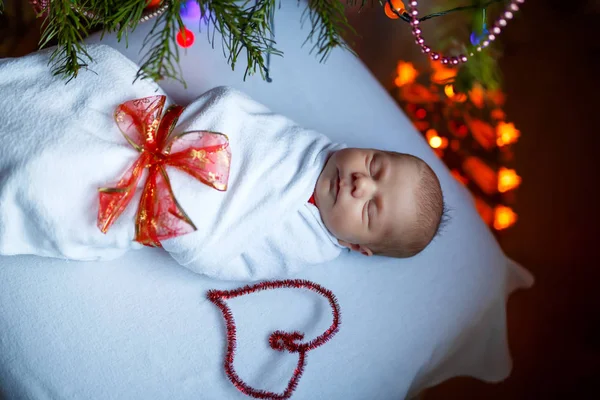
[0,45,158,260]
[163,87,344,279]
[0,46,342,280]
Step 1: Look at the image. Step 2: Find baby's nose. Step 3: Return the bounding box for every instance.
[352,173,375,198]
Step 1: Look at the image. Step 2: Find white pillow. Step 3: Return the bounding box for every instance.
[0,2,533,399]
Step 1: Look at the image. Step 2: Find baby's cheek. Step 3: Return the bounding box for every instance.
[328,210,357,241]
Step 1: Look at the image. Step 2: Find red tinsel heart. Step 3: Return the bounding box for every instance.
[207,279,341,399]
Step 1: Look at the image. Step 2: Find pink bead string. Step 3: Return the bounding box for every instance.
[29,0,50,15]
[408,0,525,65]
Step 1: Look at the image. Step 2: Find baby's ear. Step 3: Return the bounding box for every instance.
[357,245,374,257]
[338,240,373,256]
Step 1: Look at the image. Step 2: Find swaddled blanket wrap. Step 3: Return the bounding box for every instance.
[0,45,343,279]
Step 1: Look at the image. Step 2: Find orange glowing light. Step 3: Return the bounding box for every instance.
[498,167,521,193]
[450,139,460,151]
[469,119,496,150]
[491,108,506,120]
[469,84,485,109]
[425,129,438,140]
[431,61,457,84]
[395,61,418,87]
[488,90,506,106]
[384,0,405,19]
[475,196,494,225]
[401,83,440,104]
[444,84,467,102]
[427,134,448,150]
[429,136,442,148]
[494,206,518,230]
[146,0,161,7]
[463,156,497,195]
[496,122,520,146]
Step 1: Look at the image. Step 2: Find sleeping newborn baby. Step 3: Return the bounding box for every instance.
[0,45,443,280]
[314,148,443,258]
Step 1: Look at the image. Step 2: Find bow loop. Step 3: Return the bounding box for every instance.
[114,96,166,152]
[165,131,231,191]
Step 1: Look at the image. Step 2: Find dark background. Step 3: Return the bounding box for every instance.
[2,1,599,398]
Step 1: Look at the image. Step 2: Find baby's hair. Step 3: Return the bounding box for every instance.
[410,158,445,254]
[370,153,445,258]
[434,203,452,238]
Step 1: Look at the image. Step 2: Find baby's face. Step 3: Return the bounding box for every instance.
[314,148,420,254]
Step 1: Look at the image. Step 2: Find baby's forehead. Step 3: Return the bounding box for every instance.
[382,152,424,180]
[377,155,422,226]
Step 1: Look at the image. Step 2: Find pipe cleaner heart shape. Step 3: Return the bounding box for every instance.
[207,279,341,400]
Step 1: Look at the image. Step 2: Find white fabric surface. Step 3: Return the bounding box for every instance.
[205,201,345,281]
[0,45,157,260]
[162,86,344,280]
[0,50,342,280]
[0,1,534,399]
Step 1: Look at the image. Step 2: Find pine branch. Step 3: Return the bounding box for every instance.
[0,0,4,14]
[202,0,280,79]
[304,0,357,62]
[96,0,148,43]
[136,0,185,85]
[39,0,93,82]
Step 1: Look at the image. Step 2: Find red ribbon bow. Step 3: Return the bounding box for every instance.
[97,95,231,247]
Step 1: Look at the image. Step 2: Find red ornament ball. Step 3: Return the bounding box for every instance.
[145,0,161,8]
[176,28,195,48]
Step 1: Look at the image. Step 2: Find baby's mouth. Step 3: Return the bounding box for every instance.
[334,169,340,204]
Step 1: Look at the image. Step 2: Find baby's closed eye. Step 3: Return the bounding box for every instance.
[370,153,385,179]
[367,200,377,229]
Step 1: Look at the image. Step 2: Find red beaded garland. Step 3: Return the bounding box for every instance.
[207,279,341,400]
[408,0,525,64]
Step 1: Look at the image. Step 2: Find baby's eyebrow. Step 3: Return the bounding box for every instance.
[376,154,389,178]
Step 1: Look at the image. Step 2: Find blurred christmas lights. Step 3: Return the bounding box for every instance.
[393,59,522,231]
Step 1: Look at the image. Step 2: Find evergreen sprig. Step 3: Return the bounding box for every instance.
[136,0,185,85]
[39,0,93,82]
[304,0,356,62]
[96,0,149,42]
[32,0,368,84]
[203,0,281,79]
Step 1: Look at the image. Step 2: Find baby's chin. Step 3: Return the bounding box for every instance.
[314,168,327,210]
